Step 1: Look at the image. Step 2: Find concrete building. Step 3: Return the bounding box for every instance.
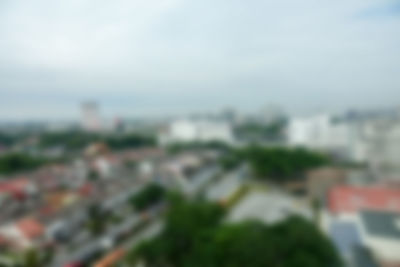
[159,119,234,145]
[81,102,102,132]
[358,210,400,265]
[307,167,347,203]
[287,114,352,154]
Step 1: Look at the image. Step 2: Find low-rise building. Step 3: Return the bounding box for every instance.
[0,217,44,249]
[307,167,346,202]
[358,210,400,265]
[328,186,400,214]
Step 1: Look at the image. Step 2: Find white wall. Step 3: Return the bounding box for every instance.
[160,119,234,145]
[288,115,351,150]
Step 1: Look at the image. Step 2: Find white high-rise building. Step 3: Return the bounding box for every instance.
[287,114,352,153]
[81,102,101,131]
[159,119,234,145]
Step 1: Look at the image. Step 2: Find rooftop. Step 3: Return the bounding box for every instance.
[360,210,400,241]
[328,186,400,213]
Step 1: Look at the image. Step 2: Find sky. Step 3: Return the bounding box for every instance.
[0,0,399,120]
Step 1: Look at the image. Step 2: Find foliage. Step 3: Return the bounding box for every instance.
[210,217,341,267]
[167,141,230,154]
[234,120,287,141]
[219,150,242,171]
[0,133,16,146]
[217,146,328,183]
[39,131,96,149]
[244,147,329,183]
[0,153,47,175]
[88,169,99,181]
[86,204,108,236]
[129,199,341,267]
[39,131,155,150]
[129,197,225,266]
[129,183,166,211]
[224,185,249,208]
[23,249,40,267]
[311,198,322,226]
[105,134,155,149]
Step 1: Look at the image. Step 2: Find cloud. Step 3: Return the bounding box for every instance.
[0,0,399,119]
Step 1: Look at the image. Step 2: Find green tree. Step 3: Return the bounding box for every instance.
[132,197,225,266]
[86,204,107,236]
[311,197,322,226]
[129,183,166,212]
[129,199,341,267]
[0,153,47,175]
[245,147,328,183]
[23,249,40,267]
[88,169,99,181]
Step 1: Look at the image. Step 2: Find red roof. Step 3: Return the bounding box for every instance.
[0,234,8,246]
[0,178,30,191]
[78,183,93,196]
[329,186,400,213]
[0,178,31,199]
[16,218,44,239]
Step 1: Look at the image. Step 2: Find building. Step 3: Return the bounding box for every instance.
[329,221,362,260]
[81,102,102,132]
[287,114,352,155]
[0,178,37,201]
[159,119,234,145]
[358,210,400,265]
[307,167,346,202]
[361,120,400,182]
[0,217,44,249]
[328,186,400,214]
[259,104,286,124]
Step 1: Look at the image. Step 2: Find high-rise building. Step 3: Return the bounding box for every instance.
[81,102,101,131]
[158,119,234,145]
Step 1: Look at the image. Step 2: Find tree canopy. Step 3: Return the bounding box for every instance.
[234,119,287,142]
[39,131,155,150]
[0,153,47,175]
[128,198,341,267]
[167,141,231,154]
[129,183,166,212]
[245,147,329,182]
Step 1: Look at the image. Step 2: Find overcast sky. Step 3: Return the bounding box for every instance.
[0,0,399,120]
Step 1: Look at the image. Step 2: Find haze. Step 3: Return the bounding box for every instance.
[0,0,399,120]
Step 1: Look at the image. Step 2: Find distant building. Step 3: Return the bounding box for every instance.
[81,102,102,131]
[287,114,352,153]
[362,120,400,182]
[159,119,234,145]
[259,104,286,124]
[289,112,400,180]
